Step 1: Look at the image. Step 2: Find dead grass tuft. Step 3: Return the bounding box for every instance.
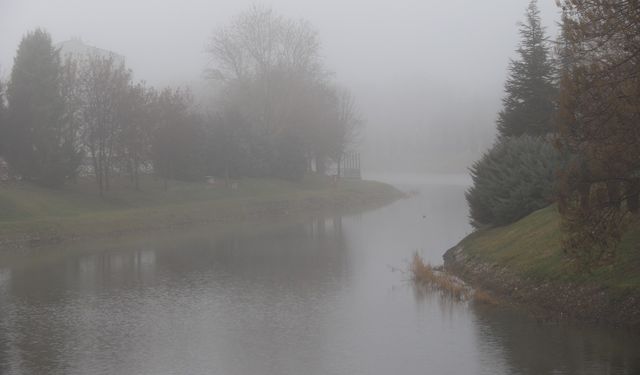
[410,252,470,301]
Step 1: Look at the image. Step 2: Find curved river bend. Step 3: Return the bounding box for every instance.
[0,175,638,374]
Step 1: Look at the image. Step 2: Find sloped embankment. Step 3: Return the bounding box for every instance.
[444,206,640,329]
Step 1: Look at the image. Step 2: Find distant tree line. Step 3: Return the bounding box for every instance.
[0,29,203,193]
[467,0,640,268]
[0,8,360,192]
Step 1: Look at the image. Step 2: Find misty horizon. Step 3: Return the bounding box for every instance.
[1,0,561,174]
[1,2,639,374]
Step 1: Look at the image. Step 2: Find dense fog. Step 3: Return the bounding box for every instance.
[1,0,560,175]
[2,2,640,374]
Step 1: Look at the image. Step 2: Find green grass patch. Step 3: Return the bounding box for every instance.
[0,175,401,244]
[459,205,640,292]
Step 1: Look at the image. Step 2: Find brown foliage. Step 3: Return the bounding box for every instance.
[556,1,640,266]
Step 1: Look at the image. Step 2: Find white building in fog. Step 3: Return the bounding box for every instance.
[56,38,125,65]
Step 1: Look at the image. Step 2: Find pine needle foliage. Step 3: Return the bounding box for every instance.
[496,0,557,138]
[466,135,564,228]
[5,29,82,186]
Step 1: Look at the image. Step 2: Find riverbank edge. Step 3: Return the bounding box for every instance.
[0,180,404,252]
[443,229,640,331]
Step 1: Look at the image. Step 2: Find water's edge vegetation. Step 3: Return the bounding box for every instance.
[0,176,403,251]
[443,205,640,330]
[410,252,498,305]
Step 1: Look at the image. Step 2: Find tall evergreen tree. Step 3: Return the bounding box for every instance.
[465,1,563,229]
[497,0,557,138]
[466,135,563,228]
[5,29,81,186]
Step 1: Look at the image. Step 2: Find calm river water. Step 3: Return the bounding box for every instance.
[0,175,639,374]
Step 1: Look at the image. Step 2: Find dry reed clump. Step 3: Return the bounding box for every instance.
[410,252,500,304]
[410,252,470,301]
[410,252,436,282]
[472,288,499,305]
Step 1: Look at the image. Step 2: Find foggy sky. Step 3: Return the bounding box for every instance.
[0,0,561,174]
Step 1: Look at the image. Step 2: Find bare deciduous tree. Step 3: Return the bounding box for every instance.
[332,88,362,177]
[78,54,131,194]
[118,82,155,190]
[556,0,640,266]
[206,6,360,178]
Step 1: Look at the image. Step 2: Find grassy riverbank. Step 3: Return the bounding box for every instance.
[0,175,402,249]
[444,205,640,327]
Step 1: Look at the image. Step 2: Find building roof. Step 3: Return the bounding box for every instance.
[56,38,125,65]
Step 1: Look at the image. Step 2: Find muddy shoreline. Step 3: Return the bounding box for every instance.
[444,244,640,331]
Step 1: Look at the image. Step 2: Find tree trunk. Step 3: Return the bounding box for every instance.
[225,163,230,188]
[607,180,621,209]
[316,156,326,175]
[579,183,591,211]
[627,179,640,214]
[134,156,140,191]
[92,152,103,197]
[104,165,110,191]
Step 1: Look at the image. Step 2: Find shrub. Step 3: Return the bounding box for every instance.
[466,135,564,228]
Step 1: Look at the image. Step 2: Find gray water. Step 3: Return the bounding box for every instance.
[0,176,638,375]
